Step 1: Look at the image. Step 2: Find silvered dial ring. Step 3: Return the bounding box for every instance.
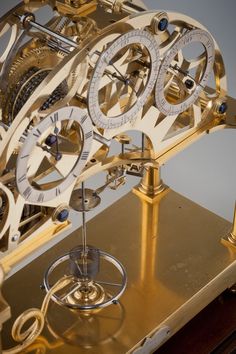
[88,29,160,129]
[16,106,93,204]
[155,28,215,116]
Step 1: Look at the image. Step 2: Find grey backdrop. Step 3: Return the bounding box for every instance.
[0,0,235,223]
[142,0,236,222]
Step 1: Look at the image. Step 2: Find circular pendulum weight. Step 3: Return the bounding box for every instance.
[43,182,127,311]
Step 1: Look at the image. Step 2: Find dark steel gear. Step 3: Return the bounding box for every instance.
[5,67,68,122]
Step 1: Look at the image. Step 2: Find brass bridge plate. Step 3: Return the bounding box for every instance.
[2,189,236,353]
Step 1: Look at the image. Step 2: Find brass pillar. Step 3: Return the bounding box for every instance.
[221,203,236,251]
[228,203,236,245]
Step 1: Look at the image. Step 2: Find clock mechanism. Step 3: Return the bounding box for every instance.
[0,1,234,353]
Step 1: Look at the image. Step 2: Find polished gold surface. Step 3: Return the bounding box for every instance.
[2,189,236,353]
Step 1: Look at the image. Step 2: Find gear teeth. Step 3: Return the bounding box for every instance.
[3,18,68,124]
[9,47,49,77]
[54,16,71,34]
[9,44,66,78]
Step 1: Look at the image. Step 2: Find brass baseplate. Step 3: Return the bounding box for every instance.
[2,188,236,353]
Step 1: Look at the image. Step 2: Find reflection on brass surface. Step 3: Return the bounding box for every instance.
[46,300,125,349]
[2,190,236,353]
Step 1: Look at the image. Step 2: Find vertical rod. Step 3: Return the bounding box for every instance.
[81,182,88,275]
[141,133,145,153]
[121,143,125,155]
[121,143,125,174]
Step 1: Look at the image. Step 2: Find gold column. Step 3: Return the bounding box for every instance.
[132,164,169,283]
[139,199,159,283]
[228,203,236,244]
[221,203,236,251]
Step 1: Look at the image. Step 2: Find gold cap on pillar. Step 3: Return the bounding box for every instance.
[133,163,167,203]
[139,163,164,196]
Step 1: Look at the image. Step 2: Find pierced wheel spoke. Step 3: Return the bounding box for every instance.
[53,153,78,178]
[96,280,123,288]
[61,283,81,301]
[27,146,48,177]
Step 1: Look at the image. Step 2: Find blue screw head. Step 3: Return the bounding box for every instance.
[45,134,57,146]
[218,102,228,114]
[57,209,69,222]
[185,79,195,90]
[55,152,62,161]
[158,18,169,31]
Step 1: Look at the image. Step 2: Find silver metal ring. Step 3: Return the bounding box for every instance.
[44,250,127,310]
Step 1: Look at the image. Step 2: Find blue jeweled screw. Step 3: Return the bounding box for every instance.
[158,18,169,31]
[57,209,69,222]
[218,102,228,114]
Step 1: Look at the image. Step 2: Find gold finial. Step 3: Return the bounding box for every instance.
[133,163,167,203]
[138,163,164,197]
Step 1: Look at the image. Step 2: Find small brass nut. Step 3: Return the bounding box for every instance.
[20,12,36,29]
[115,134,132,145]
[151,12,169,34]
[53,204,70,223]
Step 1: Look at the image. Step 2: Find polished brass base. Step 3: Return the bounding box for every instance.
[2,189,236,353]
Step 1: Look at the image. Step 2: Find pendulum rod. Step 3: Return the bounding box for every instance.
[81,182,88,277]
[141,133,145,153]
